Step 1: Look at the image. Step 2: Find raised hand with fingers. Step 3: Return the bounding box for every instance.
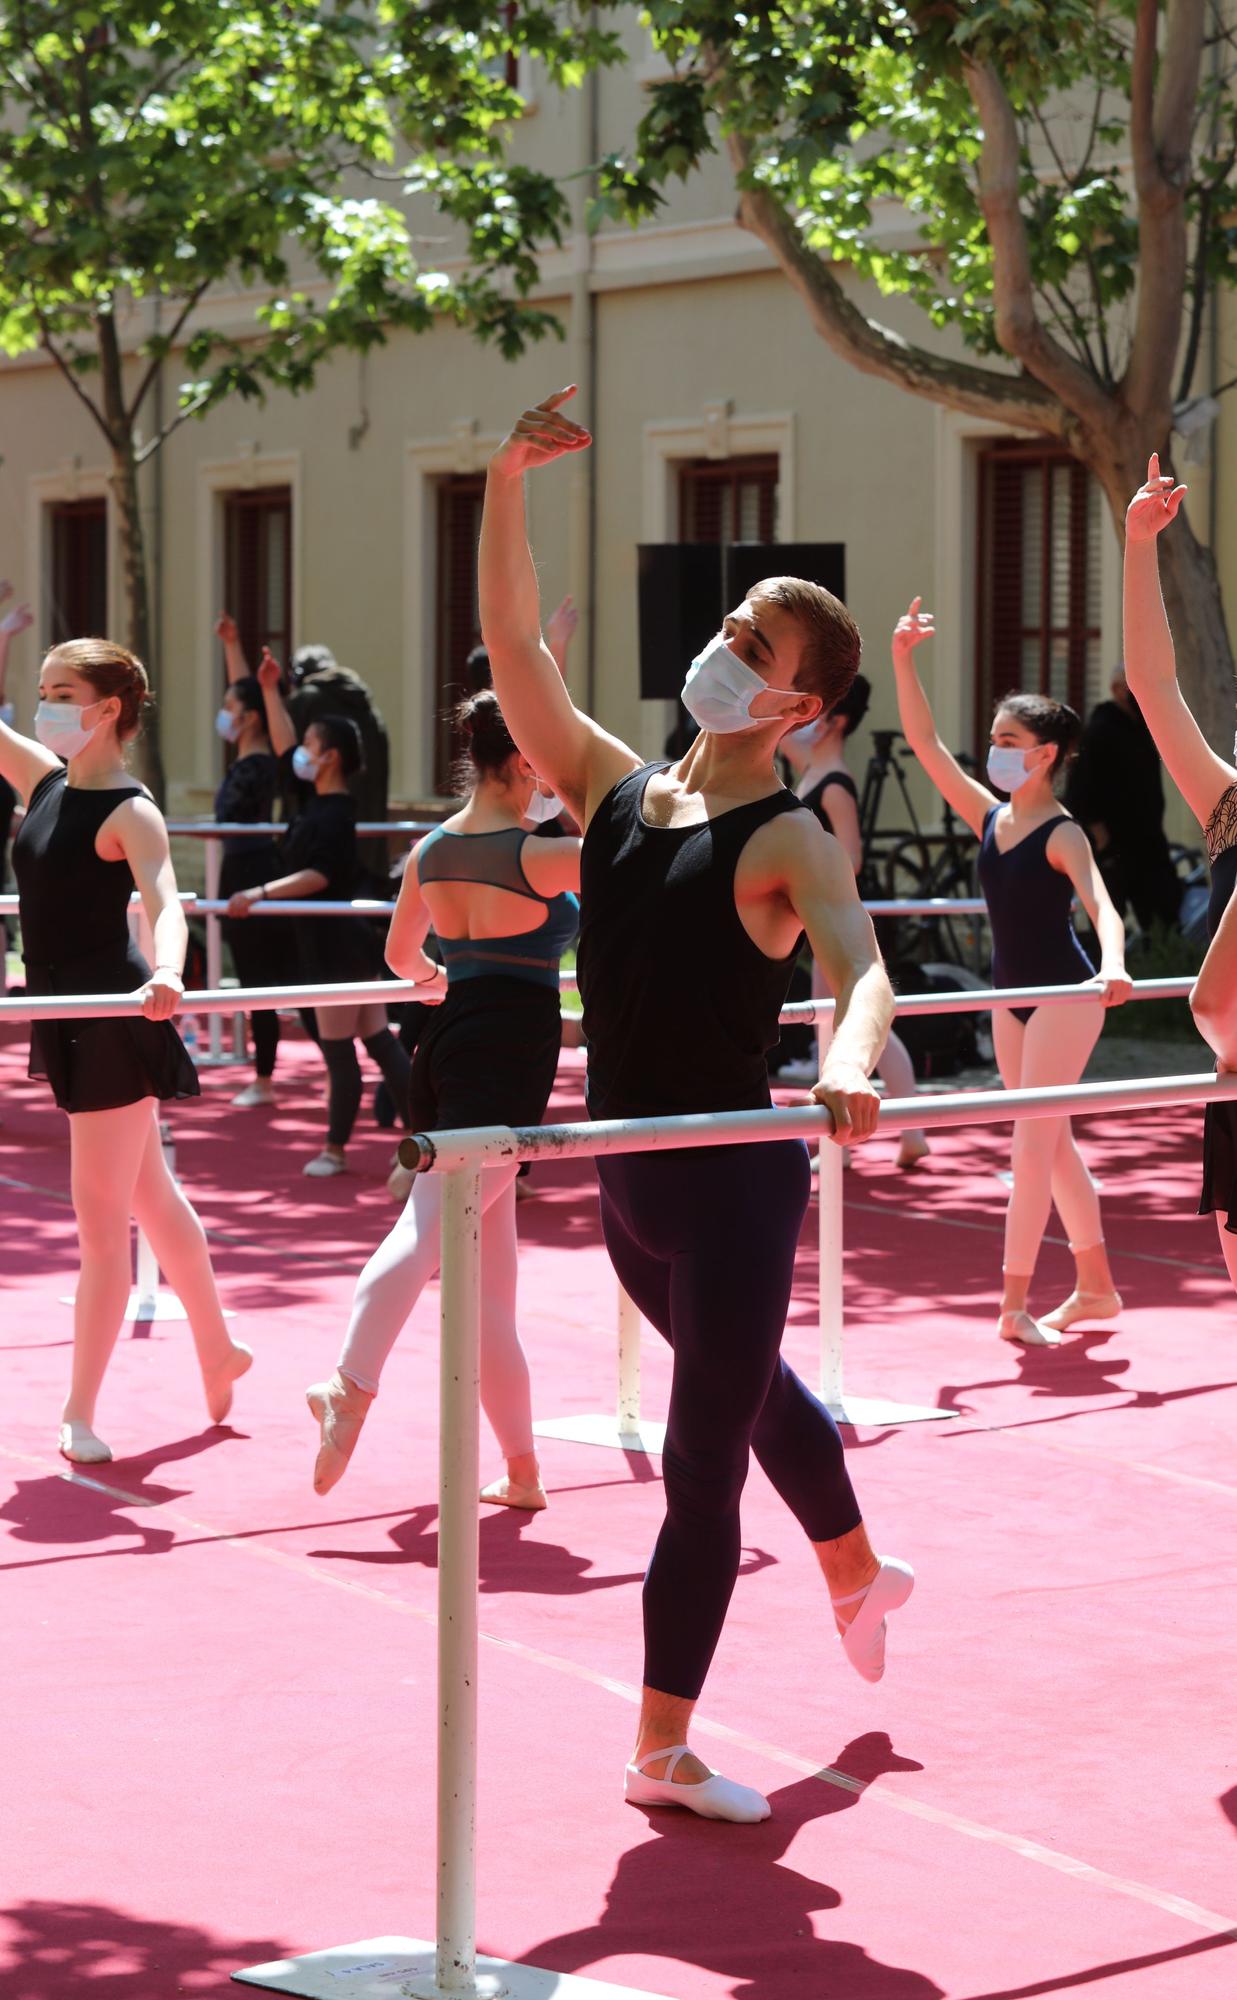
[545,593,579,657]
[257,645,282,690]
[1126,452,1188,543]
[215,611,239,644]
[0,602,33,638]
[490,386,592,480]
[892,595,935,661]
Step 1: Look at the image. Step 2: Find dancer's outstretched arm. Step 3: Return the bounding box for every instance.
[215,611,251,685]
[890,596,997,839]
[771,813,893,1143]
[111,799,188,1021]
[1123,454,1234,831]
[257,648,297,756]
[480,388,640,827]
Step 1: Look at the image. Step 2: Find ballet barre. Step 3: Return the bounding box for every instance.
[235,1069,1237,2000]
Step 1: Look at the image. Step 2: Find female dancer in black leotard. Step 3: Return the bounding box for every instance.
[783,674,929,1167]
[226,653,410,1177]
[479,387,911,1828]
[892,598,1132,1346]
[306,691,579,1507]
[1122,457,1237,1288]
[4,639,252,1464]
[214,674,283,1105]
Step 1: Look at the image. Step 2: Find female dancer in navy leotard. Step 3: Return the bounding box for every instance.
[1122,456,1237,1290]
[306,691,579,1507]
[783,673,930,1167]
[4,639,251,1463]
[892,598,1132,1346]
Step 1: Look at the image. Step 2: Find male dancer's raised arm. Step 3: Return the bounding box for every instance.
[480,387,640,826]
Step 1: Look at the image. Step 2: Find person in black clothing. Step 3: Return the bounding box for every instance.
[216,612,392,887]
[226,662,410,1178]
[1065,666,1183,930]
[215,674,283,1105]
[0,590,33,979]
[480,387,910,1827]
[3,637,251,1465]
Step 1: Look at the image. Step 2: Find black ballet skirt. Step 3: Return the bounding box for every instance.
[12,768,199,1114]
[1199,792,1237,1232]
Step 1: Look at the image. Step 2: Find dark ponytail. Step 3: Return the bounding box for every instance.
[450,689,520,794]
[994,691,1082,778]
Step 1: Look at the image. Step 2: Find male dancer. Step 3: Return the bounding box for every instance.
[480,388,911,1824]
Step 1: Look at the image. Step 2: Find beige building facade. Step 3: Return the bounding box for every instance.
[0,20,1224,859]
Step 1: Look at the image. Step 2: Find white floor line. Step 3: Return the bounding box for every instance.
[841,1191,1226,1277]
[3,1441,1235,1946]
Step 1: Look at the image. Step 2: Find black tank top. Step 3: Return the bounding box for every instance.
[13,767,147,976]
[977,806,1094,990]
[801,769,859,832]
[1206,785,1237,937]
[577,762,806,1119]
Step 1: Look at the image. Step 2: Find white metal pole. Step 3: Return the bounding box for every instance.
[817,1141,845,1413]
[422,1165,490,2000]
[616,1286,641,1435]
[205,836,225,1061]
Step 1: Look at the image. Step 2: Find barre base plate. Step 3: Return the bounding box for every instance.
[234,1938,676,1999]
[827,1396,958,1427]
[532,1413,667,1455]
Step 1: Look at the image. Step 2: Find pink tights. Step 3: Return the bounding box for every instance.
[337,1164,534,1459]
[65,1098,236,1428]
[993,1002,1106,1275]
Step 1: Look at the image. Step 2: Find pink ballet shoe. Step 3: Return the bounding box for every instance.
[58,1421,112,1465]
[624,1746,770,1823]
[998,1310,1062,1348]
[1038,1289,1122,1333]
[831,1556,915,1684]
[202,1342,253,1425]
[480,1474,547,1511]
[306,1371,375,1494]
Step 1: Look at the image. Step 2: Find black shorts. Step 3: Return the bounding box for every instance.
[1200,1099,1237,1233]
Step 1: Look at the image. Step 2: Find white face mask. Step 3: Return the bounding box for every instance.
[986,745,1039,794]
[292,744,320,782]
[681,634,797,737]
[34,699,103,761]
[524,786,564,825]
[215,707,241,743]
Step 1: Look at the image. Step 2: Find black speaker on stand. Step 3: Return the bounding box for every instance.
[637,542,848,705]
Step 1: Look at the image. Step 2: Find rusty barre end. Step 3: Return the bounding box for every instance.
[397,1134,434,1173]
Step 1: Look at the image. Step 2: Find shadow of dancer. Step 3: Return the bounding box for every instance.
[313,1502,775,1598]
[525,1732,943,2000]
[0,1429,242,1558]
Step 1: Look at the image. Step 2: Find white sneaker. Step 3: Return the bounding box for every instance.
[232,1080,276,1108]
[304,1151,346,1178]
[772,1058,818,1085]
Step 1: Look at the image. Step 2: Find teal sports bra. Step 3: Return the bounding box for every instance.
[416,825,579,990]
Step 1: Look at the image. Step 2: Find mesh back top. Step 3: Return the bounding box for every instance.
[576,762,806,1120]
[416,824,578,989]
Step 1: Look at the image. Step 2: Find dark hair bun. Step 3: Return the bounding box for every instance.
[830,672,871,736]
[450,689,519,790]
[994,691,1082,778]
[311,712,364,778]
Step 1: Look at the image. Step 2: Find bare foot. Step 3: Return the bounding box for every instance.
[998,1310,1062,1348]
[1039,1289,1122,1332]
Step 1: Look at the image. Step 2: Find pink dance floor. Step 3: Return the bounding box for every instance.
[2,1024,1236,1998]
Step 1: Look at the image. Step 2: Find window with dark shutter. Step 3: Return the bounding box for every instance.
[976,441,1102,748]
[434,474,487,794]
[223,488,293,668]
[679,456,779,544]
[47,499,107,644]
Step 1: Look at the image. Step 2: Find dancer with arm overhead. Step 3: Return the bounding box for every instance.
[5,639,251,1464]
[1122,456,1237,1282]
[479,387,910,1828]
[306,690,580,1509]
[891,598,1132,1344]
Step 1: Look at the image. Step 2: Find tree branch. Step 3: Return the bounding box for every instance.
[34,317,112,445]
[724,134,1063,437]
[1124,0,1204,421]
[126,280,213,426]
[133,390,216,465]
[963,58,1115,432]
[1177,182,1213,405]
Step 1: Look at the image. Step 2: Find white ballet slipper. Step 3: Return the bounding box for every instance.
[231,1080,276,1108]
[202,1342,253,1425]
[831,1556,915,1684]
[998,1310,1063,1348]
[480,1474,547,1511]
[624,1746,770,1823]
[303,1151,346,1179]
[58,1422,112,1465]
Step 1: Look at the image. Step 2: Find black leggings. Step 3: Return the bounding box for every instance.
[322,1030,412,1148]
[597,1138,861,1701]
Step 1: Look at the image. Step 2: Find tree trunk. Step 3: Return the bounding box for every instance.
[109,440,165,802]
[1157,514,1236,757]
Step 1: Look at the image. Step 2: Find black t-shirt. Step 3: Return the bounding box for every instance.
[1066,701,1169,860]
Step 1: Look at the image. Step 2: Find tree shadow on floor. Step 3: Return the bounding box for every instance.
[0,1898,293,1999]
[525,1732,945,2000]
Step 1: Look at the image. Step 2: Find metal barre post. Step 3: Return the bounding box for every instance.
[616,1286,641,1435]
[204,837,225,1063]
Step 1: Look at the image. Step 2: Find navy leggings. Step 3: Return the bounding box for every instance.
[596,1138,862,1701]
